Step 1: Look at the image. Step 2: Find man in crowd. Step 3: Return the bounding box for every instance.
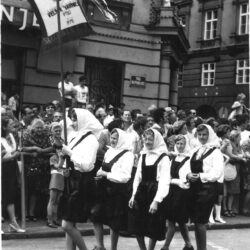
[58,71,74,108]
[20,105,34,129]
[74,74,89,108]
[8,93,19,118]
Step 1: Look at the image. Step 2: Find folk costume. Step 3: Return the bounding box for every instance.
[165,152,191,224]
[63,109,102,223]
[91,128,134,231]
[128,128,171,241]
[188,124,224,224]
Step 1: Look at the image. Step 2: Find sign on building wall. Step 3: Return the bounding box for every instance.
[130,76,146,88]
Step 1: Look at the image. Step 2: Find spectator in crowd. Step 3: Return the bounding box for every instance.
[53,111,63,123]
[47,123,65,228]
[22,119,53,221]
[1,91,7,105]
[8,93,19,118]
[103,105,115,128]
[95,107,107,125]
[146,115,154,129]
[236,93,249,115]
[176,109,186,121]
[91,128,134,250]
[122,110,132,132]
[58,71,74,108]
[2,105,17,122]
[152,107,166,135]
[188,109,197,118]
[228,102,244,121]
[20,105,34,129]
[186,116,198,150]
[224,130,244,216]
[1,117,25,233]
[235,114,250,145]
[43,102,56,125]
[32,104,42,119]
[74,75,89,109]
[86,103,94,114]
[52,100,61,112]
[148,104,157,117]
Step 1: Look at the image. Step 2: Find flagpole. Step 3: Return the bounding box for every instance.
[56,0,67,144]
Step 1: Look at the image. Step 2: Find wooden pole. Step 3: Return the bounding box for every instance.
[56,0,67,144]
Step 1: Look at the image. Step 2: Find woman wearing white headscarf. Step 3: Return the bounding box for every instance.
[91,128,134,250]
[128,128,171,250]
[61,108,103,250]
[187,124,224,250]
[162,135,194,250]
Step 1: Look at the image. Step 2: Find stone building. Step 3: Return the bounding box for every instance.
[1,0,189,113]
[175,0,249,118]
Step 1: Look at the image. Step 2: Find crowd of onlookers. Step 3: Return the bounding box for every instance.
[1,90,250,232]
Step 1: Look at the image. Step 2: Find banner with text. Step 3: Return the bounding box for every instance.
[29,0,93,49]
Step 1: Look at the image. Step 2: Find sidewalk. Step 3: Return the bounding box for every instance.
[2,216,250,240]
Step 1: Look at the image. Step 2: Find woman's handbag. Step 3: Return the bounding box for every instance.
[224,163,237,181]
[223,154,237,181]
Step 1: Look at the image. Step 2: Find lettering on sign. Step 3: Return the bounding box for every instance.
[0,4,39,30]
[130,76,146,88]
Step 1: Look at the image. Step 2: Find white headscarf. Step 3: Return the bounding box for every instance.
[111,128,131,151]
[141,128,168,155]
[74,108,103,139]
[197,124,220,148]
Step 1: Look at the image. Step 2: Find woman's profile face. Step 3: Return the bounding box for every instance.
[197,128,209,145]
[110,132,119,148]
[180,124,188,135]
[70,110,78,131]
[176,140,186,153]
[143,132,154,150]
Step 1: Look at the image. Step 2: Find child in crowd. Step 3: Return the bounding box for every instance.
[47,123,65,228]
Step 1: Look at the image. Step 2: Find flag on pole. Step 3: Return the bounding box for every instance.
[89,0,118,23]
[29,0,94,49]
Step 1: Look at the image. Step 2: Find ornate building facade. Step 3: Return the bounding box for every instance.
[175,0,249,118]
[1,0,189,112]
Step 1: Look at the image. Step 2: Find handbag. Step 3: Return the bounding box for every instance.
[224,162,237,181]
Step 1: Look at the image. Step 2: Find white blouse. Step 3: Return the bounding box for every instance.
[132,152,171,203]
[101,148,134,183]
[68,132,99,172]
[1,133,16,157]
[192,147,224,183]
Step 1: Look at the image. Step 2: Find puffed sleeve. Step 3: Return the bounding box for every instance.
[154,155,171,203]
[131,155,143,198]
[200,148,224,183]
[70,135,99,172]
[107,151,134,183]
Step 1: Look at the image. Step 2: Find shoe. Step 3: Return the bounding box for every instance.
[215,218,226,223]
[53,220,61,227]
[29,216,38,222]
[8,223,26,233]
[183,246,194,250]
[209,218,215,224]
[46,222,58,228]
[223,210,232,217]
[229,210,236,217]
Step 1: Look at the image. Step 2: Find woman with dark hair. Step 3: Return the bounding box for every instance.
[1,117,25,232]
[187,124,224,250]
[91,128,134,250]
[128,128,171,250]
[61,109,102,250]
[161,135,194,250]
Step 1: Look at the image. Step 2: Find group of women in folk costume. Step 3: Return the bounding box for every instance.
[58,108,224,250]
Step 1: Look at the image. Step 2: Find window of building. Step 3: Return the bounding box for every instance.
[239,3,249,35]
[201,63,216,86]
[236,59,250,84]
[177,65,183,87]
[204,9,218,40]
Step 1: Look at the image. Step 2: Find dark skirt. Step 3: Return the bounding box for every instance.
[128,181,166,241]
[1,160,19,206]
[165,185,190,224]
[188,182,217,224]
[91,179,129,231]
[63,170,95,223]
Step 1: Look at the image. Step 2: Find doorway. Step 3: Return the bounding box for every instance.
[85,57,123,107]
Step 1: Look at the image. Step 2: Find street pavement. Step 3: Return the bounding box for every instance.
[2,228,250,250]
